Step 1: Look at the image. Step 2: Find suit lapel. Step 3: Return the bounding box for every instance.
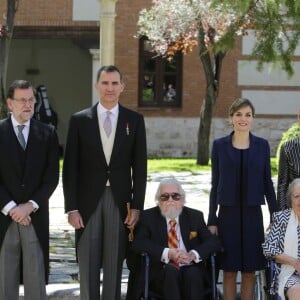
[5,118,24,178]
[248,133,256,164]
[110,105,127,163]
[179,208,190,250]
[154,207,169,246]
[23,120,42,179]
[224,133,236,164]
[90,104,108,166]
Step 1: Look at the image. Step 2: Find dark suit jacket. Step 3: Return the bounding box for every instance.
[277,137,300,210]
[0,116,59,281]
[131,206,221,281]
[63,103,147,247]
[208,132,277,225]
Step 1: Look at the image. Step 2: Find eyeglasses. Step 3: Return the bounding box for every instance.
[12,97,36,104]
[159,193,182,201]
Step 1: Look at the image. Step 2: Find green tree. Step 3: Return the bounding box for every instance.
[137,0,300,164]
[276,111,300,165]
[0,0,19,118]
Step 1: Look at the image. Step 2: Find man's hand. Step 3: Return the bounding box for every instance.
[168,249,187,263]
[208,225,218,235]
[124,209,140,229]
[68,211,84,229]
[178,251,196,265]
[168,249,197,265]
[20,216,32,226]
[9,202,34,223]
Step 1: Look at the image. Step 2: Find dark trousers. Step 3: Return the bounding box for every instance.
[152,264,205,300]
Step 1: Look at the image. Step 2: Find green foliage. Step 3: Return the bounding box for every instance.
[148,157,278,176]
[214,0,300,76]
[138,0,300,76]
[0,101,7,119]
[276,122,300,165]
[148,158,211,173]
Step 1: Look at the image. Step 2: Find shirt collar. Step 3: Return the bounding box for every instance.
[166,216,179,226]
[11,114,30,128]
[97,102,119,117]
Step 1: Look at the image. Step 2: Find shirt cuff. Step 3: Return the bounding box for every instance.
[191,250,202,263]
[161,248,170,264]
[1,201,17,215]
[29,200,39,212]
[67,210,79,214]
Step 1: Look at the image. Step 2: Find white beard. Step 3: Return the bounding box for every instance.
[160,205,183,220]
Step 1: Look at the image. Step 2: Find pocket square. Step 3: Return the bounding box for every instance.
[189,231,197,239]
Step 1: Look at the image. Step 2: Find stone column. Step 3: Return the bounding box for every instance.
[98,0,117,65]
[89,49,100,105]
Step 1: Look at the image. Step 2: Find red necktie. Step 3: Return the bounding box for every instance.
[168,220,179,268]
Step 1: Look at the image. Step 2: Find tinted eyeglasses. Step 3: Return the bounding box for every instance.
[159,193,182,201]
[12,97,36,105]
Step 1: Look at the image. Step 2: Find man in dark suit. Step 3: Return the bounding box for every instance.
[63,65,147,300]
[0,80,60,299]
[130,178,221,300]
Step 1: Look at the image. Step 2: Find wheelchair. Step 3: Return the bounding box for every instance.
[127,252,223,300]
[260,258,282,300]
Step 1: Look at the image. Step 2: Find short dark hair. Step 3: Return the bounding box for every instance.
[96,65,123,83]
[229,98,255,117]
[7,80,34,99]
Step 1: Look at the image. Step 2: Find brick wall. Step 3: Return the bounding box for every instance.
[115,0,243,119]
[7,0,97,27]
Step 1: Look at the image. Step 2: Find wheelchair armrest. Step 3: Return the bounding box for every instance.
[140,252,150,300]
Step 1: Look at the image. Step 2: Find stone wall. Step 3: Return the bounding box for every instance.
[145,117,296,157]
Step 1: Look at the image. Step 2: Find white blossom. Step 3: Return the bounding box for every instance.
[137,0,242,55]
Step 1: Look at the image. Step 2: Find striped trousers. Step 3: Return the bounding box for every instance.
[78,187,126,300]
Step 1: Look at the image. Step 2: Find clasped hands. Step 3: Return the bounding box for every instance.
[168,248,196,265]
[9,202,34,226]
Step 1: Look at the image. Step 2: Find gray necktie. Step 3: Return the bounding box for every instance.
[103,111,112,137]
[17,125,26,150]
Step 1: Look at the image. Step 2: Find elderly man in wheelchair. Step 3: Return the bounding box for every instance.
[262,178,300,300]
[127,178,221,300]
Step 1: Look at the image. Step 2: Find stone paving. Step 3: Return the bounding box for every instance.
[19,171,276,299]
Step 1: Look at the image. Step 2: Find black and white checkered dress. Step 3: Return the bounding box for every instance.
[263,209,300,296]
[284,224,300,291]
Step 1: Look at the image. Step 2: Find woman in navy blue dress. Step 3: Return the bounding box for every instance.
[208,98,277,300]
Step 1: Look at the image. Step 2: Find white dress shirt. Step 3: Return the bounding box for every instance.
[161,216,201,265]
[1,115,39,215]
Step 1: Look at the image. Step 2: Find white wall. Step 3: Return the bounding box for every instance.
[238,31,300,117]
[144,117,296,157]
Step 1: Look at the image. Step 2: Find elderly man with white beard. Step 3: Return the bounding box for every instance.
[130,178,221,300]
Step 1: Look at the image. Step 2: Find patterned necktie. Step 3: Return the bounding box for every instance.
[17,125,26,150]
[103,111,112,137]
[168,219,179,268]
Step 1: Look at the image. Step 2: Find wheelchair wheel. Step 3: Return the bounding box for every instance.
[254,270,268,300]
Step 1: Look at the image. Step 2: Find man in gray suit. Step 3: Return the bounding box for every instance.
[0,80,60,299]
[63,65,147,300]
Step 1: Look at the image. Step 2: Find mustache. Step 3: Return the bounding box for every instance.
[160,206,183,219]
